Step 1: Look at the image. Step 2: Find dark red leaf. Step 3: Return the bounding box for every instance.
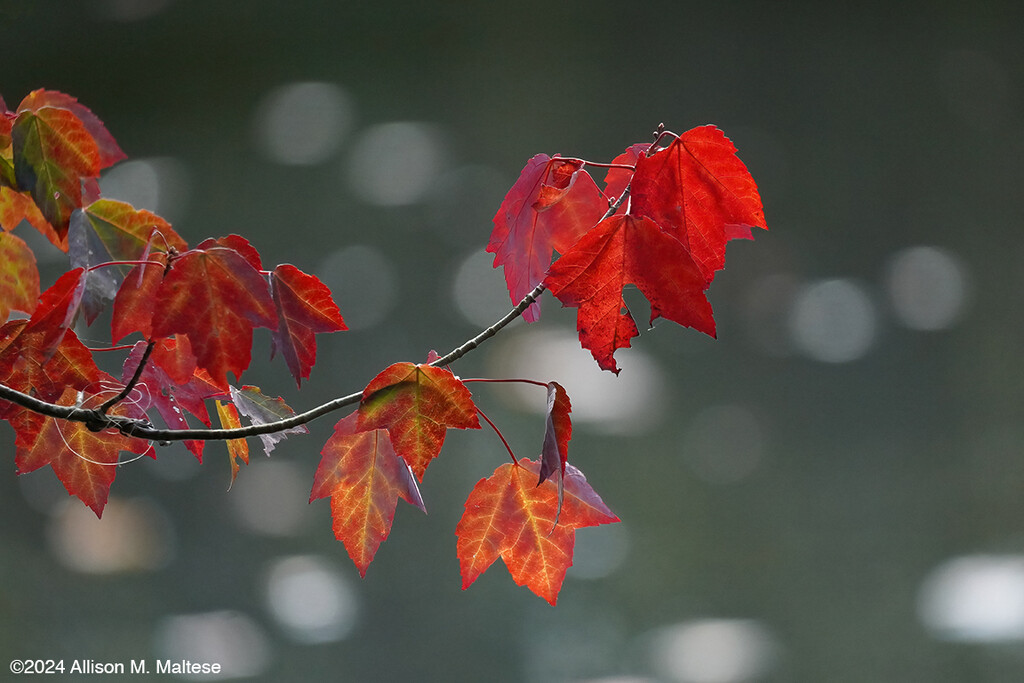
[111,255,166,343]
[270,264,347,387]
[0,322,99,421]
[197,234,264,271]
[150,241,277,388]
[121,338,216,460]
[487,154,607,322]
[24,268,87,361]
[538,381,572,488]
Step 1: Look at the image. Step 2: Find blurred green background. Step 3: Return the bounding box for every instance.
[2,1,1024,681]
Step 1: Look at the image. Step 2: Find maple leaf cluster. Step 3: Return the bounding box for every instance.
[488,127,767,372]
[0,91,345,511]
[1,89,766,604]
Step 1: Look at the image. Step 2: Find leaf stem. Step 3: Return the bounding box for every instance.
[474,406,518,465]
[558,158,635,171]
[86,343,140,352]
[462,377,549,389]
[86,259,166,272]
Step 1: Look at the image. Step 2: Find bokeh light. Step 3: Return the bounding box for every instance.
[886,245,969,331]
[346,122,444,206]
[153,611,270,680]
[99,157,191,223]
[918,554,1024,642]
[649,619,778,683]
[788,278,877,363]
[264,554,359,644]
[489,327,667,434]
[253,82,353,166]
[47,497,173,573]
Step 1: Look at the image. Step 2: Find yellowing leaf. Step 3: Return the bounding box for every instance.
[456,458,618,605]
[311,413,425,576]
[0,231,38,321]
[358,362,480,480]
[216,399,249,487]
[12,106,101,234]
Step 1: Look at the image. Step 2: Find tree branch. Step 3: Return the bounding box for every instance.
[0,282,545,442]
[0,145,643,444]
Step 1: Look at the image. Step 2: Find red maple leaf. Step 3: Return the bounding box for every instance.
[148,333,198,386]
[269,264,347,387]
[456,458,618,604]
[0,94,10,140]
[22,268,88,362]
[149,239,278,388]
[544,214,714,373]
[628,126,766,281]
[487,154,607,322]
[603,142,648,206]
[310,412,425,576]
[358,362,480,480]
[111,254,166,343]
[0,321,99,420]
[198,235,265,270]
[13,384,153,517]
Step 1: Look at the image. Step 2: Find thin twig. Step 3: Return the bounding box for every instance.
[99,339,154,414]
[429,281,547,370]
